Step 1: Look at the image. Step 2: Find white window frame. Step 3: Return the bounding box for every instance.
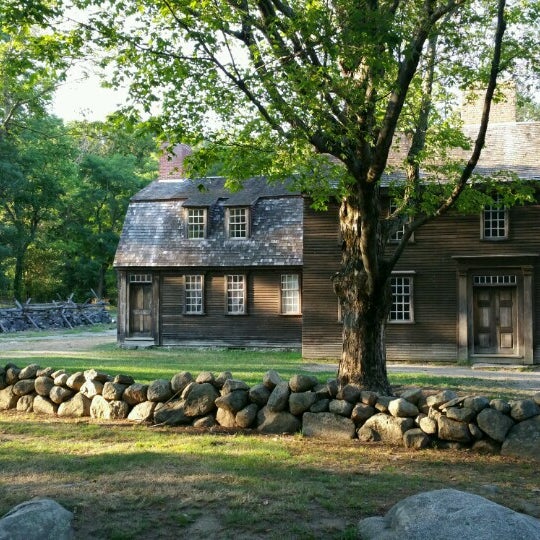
[481,194,508,240]
[184,275,204,315]
[280,274,301,315]
[226,207,250,239]
[187,208,207,239]
[389,273,414,323]
[226,274,246,315]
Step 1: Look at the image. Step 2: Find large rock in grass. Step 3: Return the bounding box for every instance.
[90,395,129,420]
[0,498,74,540]
[32,396,58,415]
[501,415,540,461]
[183,383,219,417]
[127,401,156,422]
[357,488,540,540]
[0,386,18,410]
[477,408,514,442]
[153,400,191,426]
[302,412,356,440]
[257,407,301,434]
[358,413,414,444]
[57,393,91,417]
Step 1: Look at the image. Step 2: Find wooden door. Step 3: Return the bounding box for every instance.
[473,287,516,354]
[129,283,153,337]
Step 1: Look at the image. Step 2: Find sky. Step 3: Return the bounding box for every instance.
[51,63,129,122]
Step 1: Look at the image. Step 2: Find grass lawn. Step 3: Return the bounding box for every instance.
[1,332,539,538]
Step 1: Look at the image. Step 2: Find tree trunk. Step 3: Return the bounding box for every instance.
[333,192,393,395]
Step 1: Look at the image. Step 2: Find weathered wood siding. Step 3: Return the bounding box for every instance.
[302,199,540,362]
[159,267,302,348]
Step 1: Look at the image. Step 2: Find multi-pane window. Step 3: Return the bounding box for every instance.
[226,274,246,314]
[185,275,204,314]
[482,194,507,239]
[227,208,249,238]
[187,208,206,239]
[389,275,413,322]
[281,274,301,314]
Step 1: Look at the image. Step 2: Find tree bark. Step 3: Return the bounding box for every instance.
[333,193,393,395]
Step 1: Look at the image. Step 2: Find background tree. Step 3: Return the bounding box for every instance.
[70,0,539,391]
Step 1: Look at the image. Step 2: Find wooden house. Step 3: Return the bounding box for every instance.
[115,95,540,365]
[114,146,303,348]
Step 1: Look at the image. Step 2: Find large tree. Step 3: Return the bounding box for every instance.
[71,0,539,392]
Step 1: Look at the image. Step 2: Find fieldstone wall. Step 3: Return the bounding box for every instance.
[1,362,539,461]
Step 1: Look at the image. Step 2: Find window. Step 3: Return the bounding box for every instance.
[226,274,246,314]
[388,201,405,242]
[281,274,301,314]
[129,274,152,283]
[482,194,508,240]
[227,207,249,238]
[389,275,413,322]
[185,275,204,314]
[187,208,207,239]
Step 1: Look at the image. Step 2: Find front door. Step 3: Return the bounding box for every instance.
[473,287,516,355]
[129,283,153,337]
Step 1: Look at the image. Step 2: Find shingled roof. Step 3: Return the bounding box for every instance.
[114,176,303,268]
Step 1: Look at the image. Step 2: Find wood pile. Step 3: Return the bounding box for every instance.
[0,298,112,333]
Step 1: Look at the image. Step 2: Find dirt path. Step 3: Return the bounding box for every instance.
[1,329,539,392]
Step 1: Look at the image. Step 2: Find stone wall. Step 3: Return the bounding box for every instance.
[1,362,539,461]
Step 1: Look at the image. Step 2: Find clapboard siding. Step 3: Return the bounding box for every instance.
[302,199,540,362]
[160,268,301,347]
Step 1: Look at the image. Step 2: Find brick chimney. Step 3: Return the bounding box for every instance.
[460,82,517,125]
[158,143,192,180]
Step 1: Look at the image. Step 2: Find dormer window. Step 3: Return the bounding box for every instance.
[187,208,207,239]
[227,207,250,238]
[482,194,508,240]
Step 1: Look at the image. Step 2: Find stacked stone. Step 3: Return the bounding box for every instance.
[1,363,539,460]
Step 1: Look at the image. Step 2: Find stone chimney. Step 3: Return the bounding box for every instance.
[460,82,517,125]
[158,143,192,180]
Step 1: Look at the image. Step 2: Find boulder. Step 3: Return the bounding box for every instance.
[477,408,515,442]
[358,413,414,445]
[357,488,540,540]
[302,412,356,440]
[0,498,73,540]
[462,395,490,413]
[501,415,540,461]
[18,363,40,379]
[266,381,290,413]
[374,396,394,413]
[388,398,419,418]
[257,407,301,434]
[49,386,74,405]
[289,374,318,393]
[65,372,85,391]
[32,396,58,415]
[36,367,54,377]
[337,384,362,403]
[437,415,471,443]
[215,371,233,389]
[123,383,148,405]
[17,394,35,413]
[6,366,21,385]
[193,415,216,428]
[83,369,109,383]
[310,399,329,413]
[445,406,475,423]
[195,371,215,384]
[351,403,376,424]
[34,376,54,397]
[248,384,271,407]
[102,382,127,401]
[426,390,458,409]
[263,369,282,389]
[221,379,250,394]
[472,439,501,454]
[90,395,128,420]
[216,407,236,427]
[236,403,259,428]
[153,400,190,426]
[400,387,423,405]
[53,373,69,387]
[328,399,354,417]
[215,390,249,413]
[127,401,156,422]
[533,392,540,406]
[170,371,194,394]
[289,391,317,416]
[0,386,18,410]
[183,383,219,417]
[79,380,103,399]
[113,374,135,385]
[0,368,6,391]
[510,400,540,422]
[57,393,91,417]
[490,398,511,414]
[418,415,438,435]
[13,379,36,397]
[403,428,431,449]
[147,379,173,402]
